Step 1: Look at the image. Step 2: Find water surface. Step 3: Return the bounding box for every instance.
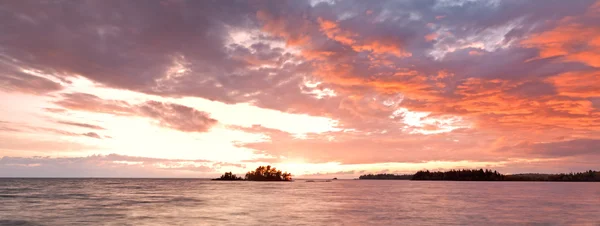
[0,179,598,225]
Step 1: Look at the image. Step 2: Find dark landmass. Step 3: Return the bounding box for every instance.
[306,180,332,182]
[213,165,292,181]
[245,165,292,181]
[358,169,600,181]
[212,172,243,181]
[505,171,600,181]
[412,169,504,181]
[359,173,413,180]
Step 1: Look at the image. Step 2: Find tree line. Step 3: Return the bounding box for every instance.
[359,169,600,181]
[358,173,412,180]
[505,170,600,181]
[213,165,292,181]
[412,169,504,181]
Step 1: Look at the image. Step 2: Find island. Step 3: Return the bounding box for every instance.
[358,169,600,181]
[359,173,412,180]
[412,169,504,181]
[245,165,292,181]
[212,172,243,181]
[213,165,292,181]
[504,170,600,181]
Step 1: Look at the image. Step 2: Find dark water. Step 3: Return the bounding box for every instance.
[0,179,599,226]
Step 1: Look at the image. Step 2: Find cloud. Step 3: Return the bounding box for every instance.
[137,101,218,133]
[496,139,600,158]
[246,0,600,143]
[234,125,496,164]
[56,120,105,130]
[0,135,99,153]
[0,120,23,132]
[55,93,219,133]
[0,120,106,140]
[0,0,300,106]
[0,154,221,177]
[0,66,62,95]
[44,108,67,113]
[54,93,133,116]
[82,132,102,139]
[548,71,600,98]
[212,162,246,169]
[0,0,599,174]
[520,3,600,67]
[301,170,355,177]
[4,0,595,136]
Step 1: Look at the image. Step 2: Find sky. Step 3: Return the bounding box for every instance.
[0,0,599,178]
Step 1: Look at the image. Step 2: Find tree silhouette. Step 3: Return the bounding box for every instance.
[213,171,243,180]
[245,165,292,181]
[410,169,599,181]
[412,169,505,181]
[358,173,412,180]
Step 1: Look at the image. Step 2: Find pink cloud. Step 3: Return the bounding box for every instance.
[54,93,219,133]
[56,120,105,130]
[137,101,218,133]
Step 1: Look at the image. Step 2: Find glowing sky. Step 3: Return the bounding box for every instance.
[1,0,599,178]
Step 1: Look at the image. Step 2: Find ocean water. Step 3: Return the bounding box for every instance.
[0,179,599,226]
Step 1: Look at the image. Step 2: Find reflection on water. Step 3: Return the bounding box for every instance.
[0,179,599,225]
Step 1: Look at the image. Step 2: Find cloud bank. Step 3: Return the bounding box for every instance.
[0,0,599,176]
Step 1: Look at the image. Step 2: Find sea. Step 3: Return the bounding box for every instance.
[0,179,598,225]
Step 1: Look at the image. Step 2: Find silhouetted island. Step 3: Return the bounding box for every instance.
[212,172,243,181]
[358,169,600,181]
[213,165,292,181]
[412,169,504,181]
[358,173,413,180]
[504,170,600,181]
[245,165,292,181]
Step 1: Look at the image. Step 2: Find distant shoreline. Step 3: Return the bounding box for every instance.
[358,178,600,182]
[359,169,600,182]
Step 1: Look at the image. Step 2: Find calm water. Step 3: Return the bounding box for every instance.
[0,179,599,226]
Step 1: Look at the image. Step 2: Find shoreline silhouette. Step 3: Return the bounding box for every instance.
[213,165,292,181]
[359,169,600,182]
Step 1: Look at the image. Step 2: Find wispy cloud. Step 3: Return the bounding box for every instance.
[57,120,105,130]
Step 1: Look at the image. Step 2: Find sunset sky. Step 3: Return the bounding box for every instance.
[0,0,599,178]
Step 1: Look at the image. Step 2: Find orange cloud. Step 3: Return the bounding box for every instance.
[256,10,312,46]
[521,4,600,67]
[468,50,484,56]
[317,18,357,45]
[301,50,336,60]
[367,76,437,100]
[312,62,361,86]
[548,71,600,98]
[522,24,600,66]
[425,33,438,42]
[545,99,594,115]
[316,18,411,57]
[400,75,600,134]
[352,40,412,57]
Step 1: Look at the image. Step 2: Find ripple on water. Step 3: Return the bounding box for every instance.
[0,220,44,226]
[0,179,599,225]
